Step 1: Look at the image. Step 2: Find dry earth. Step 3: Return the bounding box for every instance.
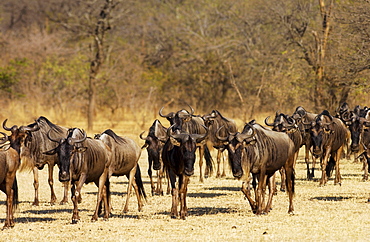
[1,144,370,241]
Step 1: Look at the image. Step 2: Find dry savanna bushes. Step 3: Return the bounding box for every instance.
[0,142,369,241]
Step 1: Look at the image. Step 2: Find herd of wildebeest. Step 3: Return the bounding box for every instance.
[0,102,369,229]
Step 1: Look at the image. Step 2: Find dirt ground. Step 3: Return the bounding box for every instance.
[1,147,370,241]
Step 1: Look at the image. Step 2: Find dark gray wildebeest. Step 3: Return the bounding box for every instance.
[0,132,19,229]
[341,107,370,180]
[44,128,111,224]
[265,112,302,192]
[216,120,296,215]
[334,102,353,160]
[139,119,170,196]
[304,110,347,186]
[94,129,146,213]
[162,124,211,219]
[159,106,213,182]
[291,106,318,179]
[203,110,237,178]
[3,117,70,205]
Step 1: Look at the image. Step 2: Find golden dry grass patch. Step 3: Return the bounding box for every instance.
[0,145,369,241]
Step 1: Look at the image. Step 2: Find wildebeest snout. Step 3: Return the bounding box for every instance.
[59,171,70,182]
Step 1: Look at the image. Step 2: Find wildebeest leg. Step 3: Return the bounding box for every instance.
[1,178,14,229]
[47,163,57,205]
[305,145,312,179]
[179,175,190,220]
[157,165,164,196]
[71,174,86,224]
[131,176,144,212]
[241,176,256,213]
[198,146,205,182]
[311,155,317,179]
[32,167,39,206]
[264,173,276,214]
[148,159,155,196]
[92,171,110,222]
[320,148,331,186]
[221,152,227,178]
[166,170,171,195]
[60,181,69,205]
[284,158,295,214]
[216,149,222,178]
[168,169,178,218]
[279,168,286,192]
[334,148,343,185]
[255,172,267,215]
[123,165,137,213]
[363,156,368,181]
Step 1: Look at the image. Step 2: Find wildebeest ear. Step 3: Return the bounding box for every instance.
[75,147,88,153]
[170,137,181,147]
[243,138,256,146]
[44,148,57,156]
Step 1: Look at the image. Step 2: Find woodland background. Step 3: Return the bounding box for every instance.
[1,0,370,130]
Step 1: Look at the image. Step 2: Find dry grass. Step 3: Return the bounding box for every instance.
[0,131,370,241]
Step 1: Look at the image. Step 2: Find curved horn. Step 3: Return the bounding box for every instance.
[187,104,194,115]
[0,132,8,145]
[47,129,61,143]
[21,122,40,132]
[159,107,172,118]
[237,123,255,142]
[215,126,228,141]
[72,129,87,144]
[139,131,147,140]
[2,119,16,131]
[264,116,274,126]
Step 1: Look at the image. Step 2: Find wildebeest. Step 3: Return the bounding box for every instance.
[291,106,318,179]
[305,110,347,186]
[203,110,237,178]
[139,119,170,196]
[162,124,211,219]
[44,128,111,224]
[95,129,146,212]
[159,106,213,182]
[265,112,302,191]
[0,132,19,229]
[3,117,70,205]
[342,107,370,180]
[216,120,296,215]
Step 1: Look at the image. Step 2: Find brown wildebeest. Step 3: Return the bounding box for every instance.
[3,117,70,205]
[159,105,213,182]
[291,106,318,179]
[305,110,347,186]
[139,119,170,196]
[95,129,146,213]
[162,124,210,219]
[203,110,237,178]
[216,120,296,215]
[0,132,20,229]
[265,112,302,191]
[44,128,111,224]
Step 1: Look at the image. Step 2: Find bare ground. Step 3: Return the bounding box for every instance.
[1,148,370,241]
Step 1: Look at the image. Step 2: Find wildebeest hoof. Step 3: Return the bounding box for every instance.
[32,201,39,206]
[171,215,177,219]
[72,219,79,224]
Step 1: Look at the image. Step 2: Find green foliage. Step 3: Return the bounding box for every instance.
[0,58,29,97]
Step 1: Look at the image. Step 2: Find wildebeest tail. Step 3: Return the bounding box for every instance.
[12,177,19,211]
[135,164,147,200]
[326,156,336,177]
[204,145,214,177]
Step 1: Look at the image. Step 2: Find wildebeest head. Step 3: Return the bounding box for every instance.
[44,128,87,182]
[343,112,370,152]
[167,124,208,176]
[159,105,194,132]
[140,120,167,170]
[307,111,334,157]
[2,119,39,154]
[216,120,256,178]
[264,112,296,132]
